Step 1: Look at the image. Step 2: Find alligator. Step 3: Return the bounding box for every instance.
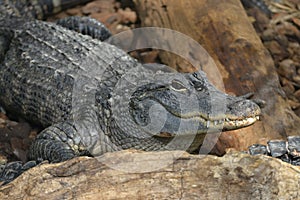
[0,0,263,184]
[249,136,300,165]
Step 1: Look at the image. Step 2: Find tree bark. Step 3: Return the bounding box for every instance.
[1,150,299,199]
[133,0,300,153]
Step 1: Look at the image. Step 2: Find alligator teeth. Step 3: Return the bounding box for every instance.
[206,121,210,128]
[246,117,257,124]
[216,116,260,130]
[190,115,259,130]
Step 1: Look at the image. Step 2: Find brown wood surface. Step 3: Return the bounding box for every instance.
[1,150,299,199]
[133,0,300,152]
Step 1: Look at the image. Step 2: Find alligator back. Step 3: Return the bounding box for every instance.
[0,18,139,127]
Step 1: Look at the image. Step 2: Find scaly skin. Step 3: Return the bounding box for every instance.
[248,136,300,165]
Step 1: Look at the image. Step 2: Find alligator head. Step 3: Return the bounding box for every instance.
[129,71,261,132]
[108,65,261,152]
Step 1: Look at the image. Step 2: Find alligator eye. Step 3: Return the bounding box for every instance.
[170,80,187,92]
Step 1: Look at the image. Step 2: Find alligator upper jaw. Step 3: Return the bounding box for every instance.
[222,115,260,130]
[193,115,260,131]
[154,114,261,138]
[171,110,261,132]
[181,98,262,131]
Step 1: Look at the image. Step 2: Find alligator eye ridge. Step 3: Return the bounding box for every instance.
[170,79,187,92]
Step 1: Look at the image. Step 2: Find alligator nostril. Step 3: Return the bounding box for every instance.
[238,93,265,108]
[252,99,266,108]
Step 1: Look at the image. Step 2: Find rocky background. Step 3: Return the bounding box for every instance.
[244,0,300,116]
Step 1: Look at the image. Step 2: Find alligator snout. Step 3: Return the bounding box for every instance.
[223,98,261,130]
[227,99,261,119]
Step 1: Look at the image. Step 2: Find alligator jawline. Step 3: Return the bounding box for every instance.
[178,115,260,130]
[153,115,260,138]
[154,116,260,138]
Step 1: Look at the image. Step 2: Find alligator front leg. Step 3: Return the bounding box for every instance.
[28,121,86,162]
[56,16,112,41]
[0,120,90,185]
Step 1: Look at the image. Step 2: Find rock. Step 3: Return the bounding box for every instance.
[118,8,137,24]
[130,50,159,63]
[281,77,295,96]
[294,106,300,117]
[293,75,300,85]
[0,120,33,163]
[275,21,300,40]
[275,34,289,48]
[0,150,299,199]
[65,7,82,16]
[288,99,300,110]
[277,59,296,79]
[294,89,300,102]
[264,40,289,62]
[82,0,116,15]
[261,28,275,41]
[246,7,270,32]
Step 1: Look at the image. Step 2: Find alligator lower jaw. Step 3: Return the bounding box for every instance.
[199,115,260,130]
[155,116,260,138]
[222,116,260,130]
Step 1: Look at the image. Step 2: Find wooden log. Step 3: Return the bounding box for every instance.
[133,0,300,152]
[1,150,299,199]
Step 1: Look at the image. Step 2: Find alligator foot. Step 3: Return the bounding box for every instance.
[56,16,112,41]
[248,136,300,165]
[0,160,38,185]
[0,119,95,185]
[27,121,87,163]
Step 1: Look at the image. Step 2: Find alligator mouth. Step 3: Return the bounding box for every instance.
[223,116,260,130]
[162,98,261,131]
[170,112,261,131]
[192,115,260,130]
[155,115,260,138]
[132,89,262,134]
